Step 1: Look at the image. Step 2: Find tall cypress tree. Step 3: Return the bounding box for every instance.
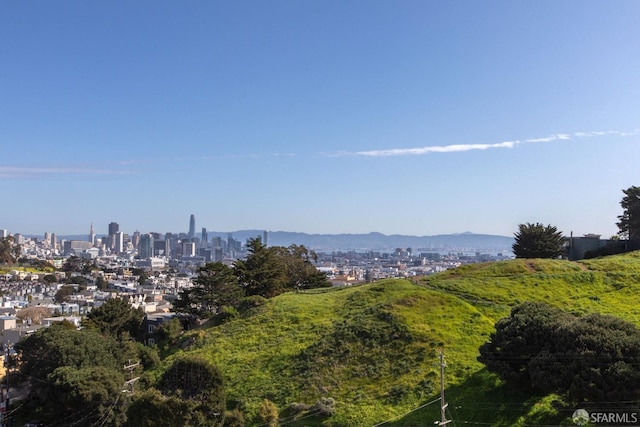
[173,262,243,318]
[512,222,565,259]
[234,237,288,298]
[617,185,640,240]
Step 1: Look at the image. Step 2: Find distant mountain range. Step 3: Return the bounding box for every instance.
[209,230,514,253]
[54,231,514,253]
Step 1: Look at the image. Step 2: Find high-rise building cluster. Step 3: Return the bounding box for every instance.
[0,214,269,268]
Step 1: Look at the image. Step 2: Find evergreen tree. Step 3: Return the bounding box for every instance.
[127,357,227,426]
[512,222,565,258]
[617,185,640,240]
[54,285,75,303]
[0,236,20,265]
[83,297,145,341]
[126,388,193,427]
[273,244,331,290]
[174,262,243,319]
[15,324,129,425]
[234,238,288,298]
[159,356,226,426]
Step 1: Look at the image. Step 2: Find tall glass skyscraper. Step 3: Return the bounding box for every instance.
[139,234,154,259]
[188,214,196,240]
[108,222,119,250]
[108,222,119,236]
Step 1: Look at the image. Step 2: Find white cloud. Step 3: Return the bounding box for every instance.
[524,133,571,143]
[574,130,640,138]
[330,129,636,158]
[0,166,133,178]
[613,129,639,137]
[354,141,519,157]
[574,131,607,138]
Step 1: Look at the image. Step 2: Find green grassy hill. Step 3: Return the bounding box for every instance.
[160,251,640,426]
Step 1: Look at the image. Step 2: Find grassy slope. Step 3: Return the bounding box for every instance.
[0,265,55,274]
[425,252,640,324]
[162,251,640,426]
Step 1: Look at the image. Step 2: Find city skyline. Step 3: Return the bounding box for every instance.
[1,1,638,238]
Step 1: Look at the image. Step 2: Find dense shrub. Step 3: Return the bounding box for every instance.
[239,295,267,312]
[223,408,245,427]
[158,356,226,426]
[286,402,310,414]
[478,302,569,385]
[214,305,239,324]
[258,399,279,427]
[387,384,410,403]
[312,397,337,416]
[479,302,640,403]
[15,325,130,425]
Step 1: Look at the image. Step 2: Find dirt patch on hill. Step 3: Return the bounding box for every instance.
[524,261,537,272]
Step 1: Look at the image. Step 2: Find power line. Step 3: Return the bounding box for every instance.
[123,360,140,394]
[371,397,441,427]
[276,408,325,426]
[94,391,123,427]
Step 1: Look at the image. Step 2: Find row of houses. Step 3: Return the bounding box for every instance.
[0,273,185,347]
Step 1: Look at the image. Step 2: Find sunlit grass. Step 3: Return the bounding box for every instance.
[157,251,640,426]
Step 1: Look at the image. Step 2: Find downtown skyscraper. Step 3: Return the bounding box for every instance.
[188,214,196,240]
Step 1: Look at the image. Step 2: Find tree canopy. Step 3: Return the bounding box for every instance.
[234,238,331,298]
[0,236,20,265]
[126,355,226,427]
[273,244,331,290]
[46,365,128,426]
[83,297,145,341]
[479,302,640,404]
[173,262,243,319]
[173,239,330,322]
[62,255,97,273]
[54,285,75,303]
[14,324,132,425]
[512,222,565,259]
[617,185,640,240]
[42,273,58,284]
[126,388,194,427]
[234,238,289,298]
[478,302,568,385]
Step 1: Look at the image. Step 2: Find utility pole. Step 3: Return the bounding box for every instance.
[123,360,140,394]
[437,350,451,426]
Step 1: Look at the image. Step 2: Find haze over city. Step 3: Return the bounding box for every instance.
[1,1,638,238]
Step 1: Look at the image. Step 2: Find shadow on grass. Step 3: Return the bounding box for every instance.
[388,368,568,427]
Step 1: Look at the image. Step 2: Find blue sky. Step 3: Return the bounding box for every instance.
[1,1,638,238]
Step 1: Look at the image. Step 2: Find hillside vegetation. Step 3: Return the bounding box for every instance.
[158,251,640,426]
